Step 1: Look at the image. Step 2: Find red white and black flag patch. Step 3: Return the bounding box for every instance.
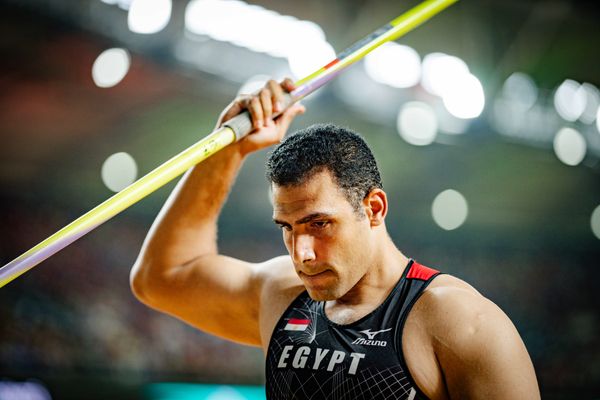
[284,318,311,331]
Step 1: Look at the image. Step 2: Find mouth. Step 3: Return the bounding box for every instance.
[299,270,335,288]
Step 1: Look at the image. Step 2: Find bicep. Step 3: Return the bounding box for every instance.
[137,254,265,346]
[432,291,540,399]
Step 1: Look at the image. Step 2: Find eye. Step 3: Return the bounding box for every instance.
[311,221,330,229]
[277,223,292,232]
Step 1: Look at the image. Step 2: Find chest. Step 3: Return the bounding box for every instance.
[272,313,400,374]
[266,298,425,399]
[322,301,383,325]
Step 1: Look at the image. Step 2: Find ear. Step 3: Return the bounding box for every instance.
[363,189,387,227]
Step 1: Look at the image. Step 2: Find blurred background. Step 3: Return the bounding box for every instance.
[0,0,599,399]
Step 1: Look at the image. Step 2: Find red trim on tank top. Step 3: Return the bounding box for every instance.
[406,262,439,281]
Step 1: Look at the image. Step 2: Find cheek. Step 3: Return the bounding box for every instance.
[282,231,290,247]
[281,230,294,253]
[327,223,371,265]
[346,228,374,272]
[344,219,369,245]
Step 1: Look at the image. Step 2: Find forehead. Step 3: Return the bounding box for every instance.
[271,170,351,217]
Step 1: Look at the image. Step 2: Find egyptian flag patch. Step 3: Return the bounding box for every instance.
[284,318,311,331]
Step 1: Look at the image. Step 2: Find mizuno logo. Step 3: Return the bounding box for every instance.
[351,328,392,347]
[359,328,392,340]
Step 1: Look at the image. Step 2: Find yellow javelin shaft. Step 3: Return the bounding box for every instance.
[296,0,458,89]
[0,128,236,288]
[0,0,457,288]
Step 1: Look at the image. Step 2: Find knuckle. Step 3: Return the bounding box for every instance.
[260,88,271,99]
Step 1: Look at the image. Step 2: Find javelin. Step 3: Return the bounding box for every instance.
[0,0,457,288]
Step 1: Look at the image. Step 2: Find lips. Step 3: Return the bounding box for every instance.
[301,269,328,277]
[300,270,334,287]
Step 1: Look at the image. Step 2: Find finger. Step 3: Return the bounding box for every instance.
[281,78,296,93]
[268,80,286,114]
[248,96,264,129]
[228,99,246,118]
[275,103,305,134]
[260,88,273,125]
[216,98,245,128]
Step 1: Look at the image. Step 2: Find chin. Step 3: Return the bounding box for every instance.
[305,286,341,302]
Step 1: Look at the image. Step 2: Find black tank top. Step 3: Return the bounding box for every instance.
[265,260,441,400]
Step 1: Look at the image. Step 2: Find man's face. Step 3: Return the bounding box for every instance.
[272,170,374,301]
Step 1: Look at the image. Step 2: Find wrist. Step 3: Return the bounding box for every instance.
[212,140,248,164]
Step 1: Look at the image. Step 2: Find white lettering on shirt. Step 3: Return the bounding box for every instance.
[292,346,310,369]
[277,345,293,368]
[277,346,366,375]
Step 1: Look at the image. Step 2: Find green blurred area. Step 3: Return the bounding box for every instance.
[146,383,265,400]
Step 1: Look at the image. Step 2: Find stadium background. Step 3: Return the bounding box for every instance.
[0,0,599,398]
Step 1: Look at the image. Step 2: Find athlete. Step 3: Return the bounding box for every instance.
[131,79,540,399]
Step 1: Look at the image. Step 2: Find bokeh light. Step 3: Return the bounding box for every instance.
[580,83,600,124]
[92,48,131,88]
[0,380,52,400]
[421,52,469,97]
[236,8,284,53]
[185,0,237,40]
[127,0,172,34]
[420,53,484,119]
[553,127,586,166]
[397,102,438,146]
[431,189,469,230]
[591,205,600,240]
[287,40,335,80]
[107,0,133,9]
[501,72,538,111]
[101,152,138,192]
[554,79,587,121]
[184,0,333,77]
[271,19,326,59]
[442,73,485,119]
[101,0,132,7]
[364,42,421,88]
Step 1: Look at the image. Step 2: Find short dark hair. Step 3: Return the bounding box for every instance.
[266,123,383,215]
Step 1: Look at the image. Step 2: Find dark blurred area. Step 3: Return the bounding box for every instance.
[1,0,599,399]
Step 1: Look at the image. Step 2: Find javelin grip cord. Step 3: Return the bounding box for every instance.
[225,93,295,141]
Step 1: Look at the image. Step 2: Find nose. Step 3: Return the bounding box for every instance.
[292,233,316,264]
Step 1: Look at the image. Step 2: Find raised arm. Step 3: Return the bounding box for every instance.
[130,79,305,346]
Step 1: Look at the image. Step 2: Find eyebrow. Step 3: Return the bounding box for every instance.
[273,212,333,226]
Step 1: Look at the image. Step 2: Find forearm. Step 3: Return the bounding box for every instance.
[132,142,246,283]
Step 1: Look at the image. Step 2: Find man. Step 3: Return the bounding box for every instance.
[131,79,540,399]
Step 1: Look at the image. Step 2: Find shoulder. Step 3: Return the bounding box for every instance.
[254,256,305,350]
[412,274,540,398]
[254,255,304,299]
[406,273,489,340]
[417,274,512,346]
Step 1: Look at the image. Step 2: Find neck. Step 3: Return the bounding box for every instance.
[328,233,409,310]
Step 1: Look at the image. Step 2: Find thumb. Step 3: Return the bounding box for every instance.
[216,99,246,128]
